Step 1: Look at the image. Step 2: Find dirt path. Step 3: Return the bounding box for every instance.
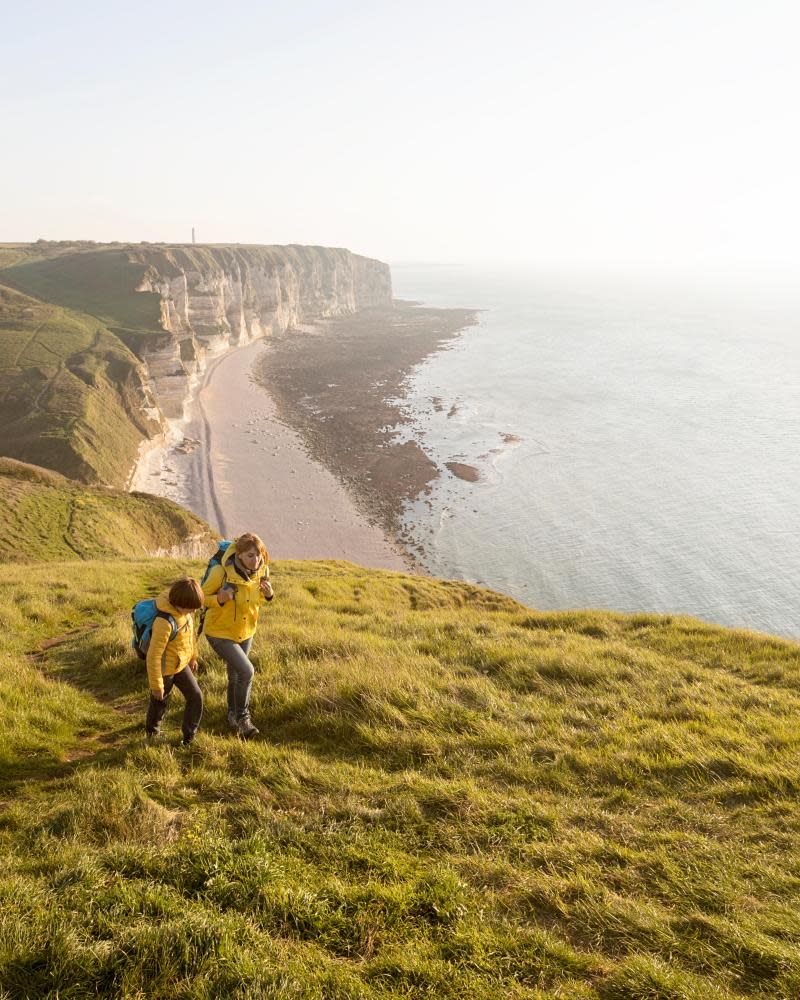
[27,624,141,764]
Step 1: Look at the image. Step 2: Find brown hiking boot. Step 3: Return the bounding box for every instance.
[237,718,259,740]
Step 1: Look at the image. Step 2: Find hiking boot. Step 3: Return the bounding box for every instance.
[181,733,196,747]
[145,731,165,746]
[237,718,260,740]
[227,710,238,731]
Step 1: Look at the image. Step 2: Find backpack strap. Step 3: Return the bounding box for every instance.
[155,610,178,675]
[155,610,178,641]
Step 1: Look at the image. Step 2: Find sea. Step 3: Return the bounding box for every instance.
[390,263,800,639]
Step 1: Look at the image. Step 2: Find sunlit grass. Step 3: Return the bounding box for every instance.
[2,557,800,997]
[0,458,215,560]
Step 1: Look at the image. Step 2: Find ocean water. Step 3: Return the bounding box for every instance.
[391,264,800,638]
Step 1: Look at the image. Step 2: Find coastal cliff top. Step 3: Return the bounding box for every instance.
[0,240,393,487]
[1,241,391,338]
[0,240,388,268]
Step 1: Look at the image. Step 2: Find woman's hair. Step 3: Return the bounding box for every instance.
[235,533,268,565]
[168,577,204,610]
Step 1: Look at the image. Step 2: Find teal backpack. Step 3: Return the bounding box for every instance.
[131,600,178,660]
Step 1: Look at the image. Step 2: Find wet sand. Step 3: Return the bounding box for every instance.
[132,340,410,570]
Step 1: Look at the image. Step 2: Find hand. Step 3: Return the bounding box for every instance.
[189,658,198,672]
[217,588,234,605]
[151,689,166,702]
[260,579,274,599]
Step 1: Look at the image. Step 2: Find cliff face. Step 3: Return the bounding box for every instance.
[132,245,393,419]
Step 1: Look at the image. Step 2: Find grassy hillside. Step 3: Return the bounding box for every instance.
[0,458,216,560]
[0,246,162,341]
[2,557,800,998]
[0,284,160,484]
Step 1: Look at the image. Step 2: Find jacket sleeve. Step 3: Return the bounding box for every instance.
[191,613,198,660]
[201,565,226,608]
[146,617,171,695]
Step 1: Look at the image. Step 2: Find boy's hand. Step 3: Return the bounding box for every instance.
[189,658,198,672]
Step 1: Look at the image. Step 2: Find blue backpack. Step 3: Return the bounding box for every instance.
[201,540,233,586]
[131,599,178,660]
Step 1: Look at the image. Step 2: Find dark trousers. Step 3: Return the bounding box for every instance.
[206,635,254,723]
[145,666,203,740]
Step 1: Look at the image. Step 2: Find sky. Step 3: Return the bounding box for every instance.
[2,0,798,268]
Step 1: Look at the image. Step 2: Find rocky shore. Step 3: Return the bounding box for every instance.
[253,300,478,547]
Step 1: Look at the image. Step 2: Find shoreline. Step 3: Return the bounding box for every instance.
[253,301,479,548]
[130,299,478,572]
[131,339,411,571]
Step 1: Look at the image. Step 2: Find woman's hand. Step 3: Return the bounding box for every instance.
[260,579,274,600]
[217,587,234,605]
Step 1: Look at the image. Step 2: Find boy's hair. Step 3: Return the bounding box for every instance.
[168,577,204,610]
[235,532,268,565]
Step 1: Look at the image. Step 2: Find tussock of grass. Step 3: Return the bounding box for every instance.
[2,557,800,997]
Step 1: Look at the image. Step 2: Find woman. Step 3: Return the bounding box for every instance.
[145,577,205,746]
[202,533,274,739]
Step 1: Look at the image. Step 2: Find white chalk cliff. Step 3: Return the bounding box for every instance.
[132,245,392,420]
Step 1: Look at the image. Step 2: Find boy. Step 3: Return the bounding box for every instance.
[145,577,205,746]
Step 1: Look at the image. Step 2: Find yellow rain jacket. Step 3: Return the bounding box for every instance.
[201,544,271,643]
[146,591,198,697]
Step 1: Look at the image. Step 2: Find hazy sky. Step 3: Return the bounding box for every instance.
[2,1,798,267]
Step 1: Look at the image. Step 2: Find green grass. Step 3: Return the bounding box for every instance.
[2,557,800,997]
[0,458,216,560]
[1,250,162,341]
[0,284,160,484]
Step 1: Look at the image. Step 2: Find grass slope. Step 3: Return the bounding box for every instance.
[2,558,800,998]
[0,284,160,484]
[1,249,162,342]
[0,459,216,561]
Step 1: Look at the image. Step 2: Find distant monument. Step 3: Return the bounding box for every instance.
[192,227,196,244]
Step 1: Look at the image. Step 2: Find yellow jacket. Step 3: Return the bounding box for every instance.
[146,591,198,696]
[201,545,271,643]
